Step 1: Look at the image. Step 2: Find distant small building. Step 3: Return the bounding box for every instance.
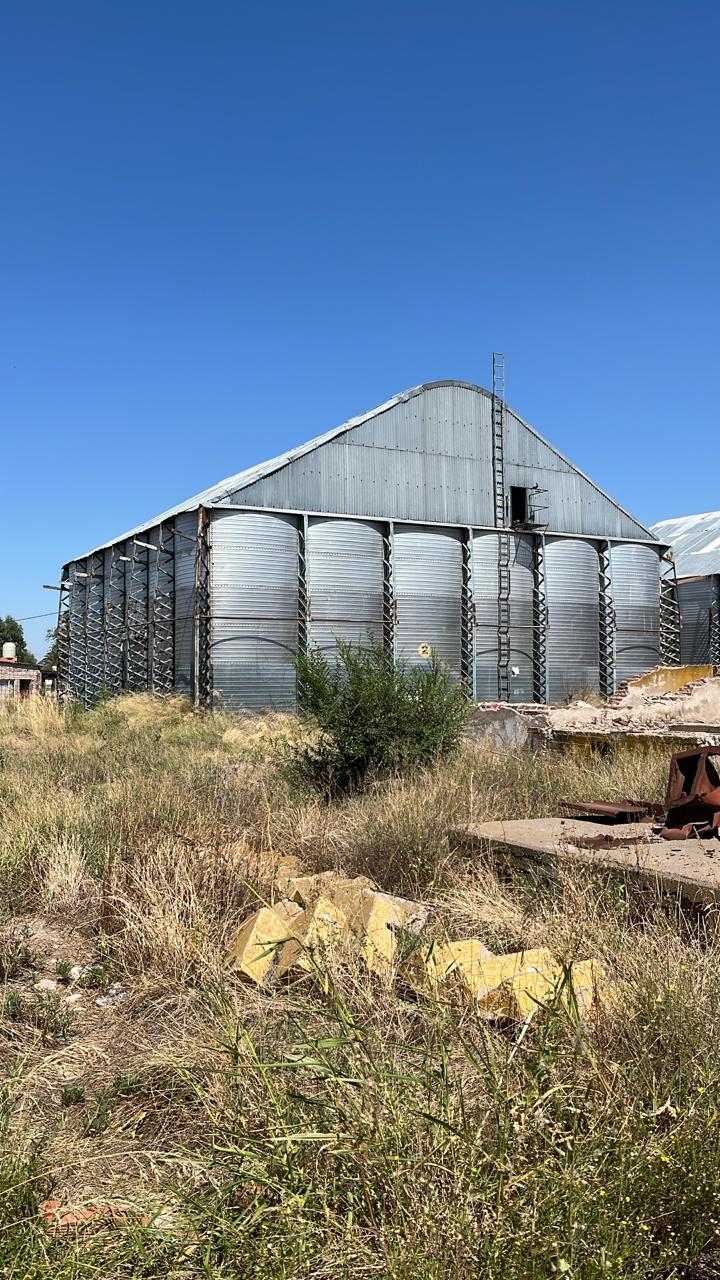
[0,649,44,703]
[651,512,720,663]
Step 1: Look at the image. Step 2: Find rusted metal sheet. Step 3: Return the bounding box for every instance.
[661,746,720,839]
[560,799,664,824]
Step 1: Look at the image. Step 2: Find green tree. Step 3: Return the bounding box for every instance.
[41,626,58,670]
[0,616,36,665]
[295,642,469,794]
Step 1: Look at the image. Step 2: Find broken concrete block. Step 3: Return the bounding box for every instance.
[474,949,564,1020]
[327,884,429,975]
[335,889,402,974]
[401,938,496,997]
[284,871,378,908]
[401,944,600,1020]
[275,896,348,978]
[274,856,304,897]
[471,949,605,1020]
[231,906,297,986]
[271,898,304,925]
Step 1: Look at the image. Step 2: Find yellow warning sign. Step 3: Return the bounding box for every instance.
[417,643,432,657]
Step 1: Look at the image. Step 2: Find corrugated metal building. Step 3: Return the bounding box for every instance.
[59,379,676,709]
[651,511,720,664]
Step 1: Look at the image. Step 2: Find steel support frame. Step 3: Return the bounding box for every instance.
[152,522,175,696]
[532,534,548,704]
[383,520,396,663]
[56,570,71,703]
[86,551,105,704]
[193,506,212,708]
[68,561,88,704]
[710,575,720,668]
[660,556,681,668]
[127,541,149,692]
[598,540,615,699]
[105,545,127,696]
[461,528,475,699]
[296,513,309,706]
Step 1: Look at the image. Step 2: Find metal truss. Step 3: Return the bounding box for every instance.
[105,544,128,696]
[709,580,720,666]
[296,514,309,706]
[85,552,105,703]
[127,541,149,691]
[461,529,475,699]
[598,541,616,698]
[194,507,212,708]
[151,522,175,696]
[659,556,681,667]
[56,571,71,704]
[382,521,396,663]
[68,561,88,704]
[532,534,548,704]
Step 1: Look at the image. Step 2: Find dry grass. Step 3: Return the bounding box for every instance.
[1,693,719,1278]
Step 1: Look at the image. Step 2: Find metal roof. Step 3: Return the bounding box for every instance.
[71,380,656,561]
[651,511,720,579]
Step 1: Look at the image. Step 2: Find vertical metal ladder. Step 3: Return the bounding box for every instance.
[492,353,510,701]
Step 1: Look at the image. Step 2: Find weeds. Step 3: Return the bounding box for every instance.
[0,691,715,1278]
[0,926,35,981]
[60,1085,85,1107]
[295,643,469,793]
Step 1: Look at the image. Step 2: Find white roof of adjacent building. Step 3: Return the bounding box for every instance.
[651,511,720,578]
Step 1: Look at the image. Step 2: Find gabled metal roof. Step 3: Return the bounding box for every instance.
[651,511,720,579]
[71,380,656,561]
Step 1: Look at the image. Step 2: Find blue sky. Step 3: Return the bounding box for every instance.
[2,1,718,659]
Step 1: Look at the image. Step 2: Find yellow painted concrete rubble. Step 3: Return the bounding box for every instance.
[401,943,603,1019]
[230,868,604,1018]
[231,869,427,985]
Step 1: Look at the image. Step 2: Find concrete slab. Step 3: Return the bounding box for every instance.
[453,817,720,904]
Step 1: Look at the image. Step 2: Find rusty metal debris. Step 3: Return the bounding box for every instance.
[661,746,720,840]
[560,799,664,824]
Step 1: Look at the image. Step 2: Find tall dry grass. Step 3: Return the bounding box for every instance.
[0,693,718,1278]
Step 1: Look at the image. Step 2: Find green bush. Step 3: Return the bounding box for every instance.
[295,642,469,793]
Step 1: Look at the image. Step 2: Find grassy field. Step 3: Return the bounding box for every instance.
[0,694,719,1278]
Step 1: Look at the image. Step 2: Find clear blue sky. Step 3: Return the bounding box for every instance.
[2,1,718,659]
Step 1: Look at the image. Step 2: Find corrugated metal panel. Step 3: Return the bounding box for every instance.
[651,511,720,577]
[174,511,196,696]
[211,509,299,711]
[545,538,599,702]
[393,525,462,679]
[471,531,534,702]
[72,382,653,561]
[307,518,384,659]
[610,543,661,684]
[677,578,713,663]
[236,390,649,538]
